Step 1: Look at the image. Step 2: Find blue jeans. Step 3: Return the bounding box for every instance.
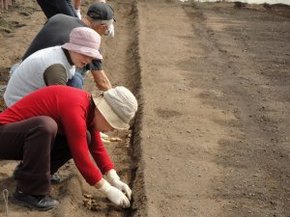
[66,71,84,89]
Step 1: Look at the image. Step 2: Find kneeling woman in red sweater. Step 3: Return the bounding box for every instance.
[0,85,138,211]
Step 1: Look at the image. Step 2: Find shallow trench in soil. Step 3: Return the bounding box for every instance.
[84,0,146,216]
[2,0,290,217]
[66,0,147,216]
[85,0,145,216]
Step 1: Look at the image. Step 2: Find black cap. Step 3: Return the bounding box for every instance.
[87,2,114,21]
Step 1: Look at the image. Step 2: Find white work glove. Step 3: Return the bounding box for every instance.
[106,169,132,200]
[75,9,82,19]
[98,179,130,208]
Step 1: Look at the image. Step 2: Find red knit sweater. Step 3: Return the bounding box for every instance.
[0,85,114,185]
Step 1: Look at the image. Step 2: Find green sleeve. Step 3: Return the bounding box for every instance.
[43,64,68,86]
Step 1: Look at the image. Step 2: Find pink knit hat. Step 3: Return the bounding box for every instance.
[62,27,103,59]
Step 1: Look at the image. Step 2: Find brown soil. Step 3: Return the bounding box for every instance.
[1,0,290,217]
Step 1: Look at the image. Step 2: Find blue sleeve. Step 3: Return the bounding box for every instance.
[86,59,103,71]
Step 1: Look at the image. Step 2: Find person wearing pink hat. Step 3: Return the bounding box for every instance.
[0,85,138,210]
[19,2,115,91]
[4,27,102,107]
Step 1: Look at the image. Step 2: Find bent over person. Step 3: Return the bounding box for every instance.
[20,2,115,90]
[0,85,138,210]
[4,26,102,107]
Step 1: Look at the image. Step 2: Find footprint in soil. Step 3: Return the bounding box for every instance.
[10,21,26,28]
[19,11,32,16]
[0,18,26,34]
[0,26,12,33]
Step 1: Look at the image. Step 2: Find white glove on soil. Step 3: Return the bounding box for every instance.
[99,179,130,208]
[106,169,132,200]
[75,9,82,19]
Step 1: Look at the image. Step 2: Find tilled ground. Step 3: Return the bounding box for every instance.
[1,1,290,217]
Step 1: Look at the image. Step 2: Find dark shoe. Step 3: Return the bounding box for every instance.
[12,162,22,180]
[13,190,59,211]
[13,162,61,184]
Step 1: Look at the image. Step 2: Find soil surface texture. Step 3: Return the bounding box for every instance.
[0,1,290,217]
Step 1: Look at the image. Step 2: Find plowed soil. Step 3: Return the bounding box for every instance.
[0,1,290,217]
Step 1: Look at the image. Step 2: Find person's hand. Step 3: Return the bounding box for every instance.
[106,169,132,200]
[75,9,82,19]
[110,178,132,200]
[97,179,130,208]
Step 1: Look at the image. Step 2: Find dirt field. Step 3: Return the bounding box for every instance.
[0,0,290,217]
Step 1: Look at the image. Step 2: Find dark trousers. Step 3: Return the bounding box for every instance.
[0,116,57,195]
[36,0,77,19]
[66,71,84,90]
[51,130,91,175]
[0,116,91,195]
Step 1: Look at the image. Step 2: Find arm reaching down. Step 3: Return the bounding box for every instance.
[91,69,112,91]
